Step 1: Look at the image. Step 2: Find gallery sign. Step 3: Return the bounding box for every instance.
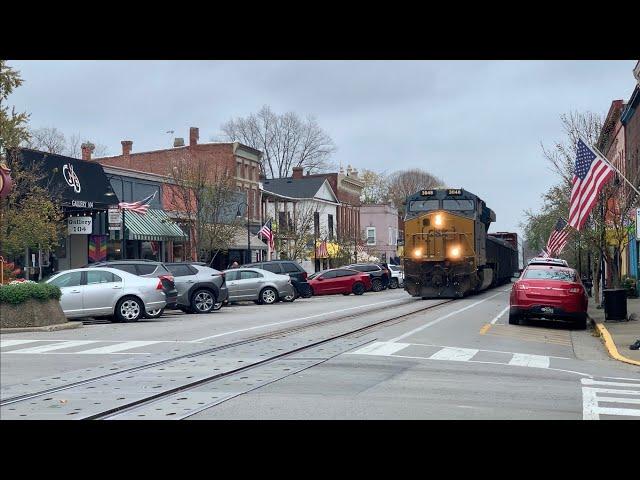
[68,217,93,235]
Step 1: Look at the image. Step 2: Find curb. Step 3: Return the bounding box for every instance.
[590,318,640,367]
[0,322,82,334]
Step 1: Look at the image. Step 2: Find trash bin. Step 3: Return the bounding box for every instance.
[603,288,627,320]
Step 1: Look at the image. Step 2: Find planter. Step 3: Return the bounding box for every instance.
[603,288,627,321]
[0,298,67,329]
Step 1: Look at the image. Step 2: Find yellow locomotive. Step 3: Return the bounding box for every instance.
[403,188,518,298]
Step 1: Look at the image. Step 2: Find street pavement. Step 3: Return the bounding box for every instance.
[2,285,639,419]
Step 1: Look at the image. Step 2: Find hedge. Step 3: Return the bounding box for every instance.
[0,282,62,305]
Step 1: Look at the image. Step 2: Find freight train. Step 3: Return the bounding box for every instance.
[403,188,519,298]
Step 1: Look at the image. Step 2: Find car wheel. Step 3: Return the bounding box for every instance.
[115,296,143,323]
[389,278,399,289]
[143,307,165,319]
[191,289,217,314]
[282,292,296,302]
[352,282,365,295]
[508,311,520,325]
[212,301,223,311]
[371,278,383,292]
[260,287,278,305]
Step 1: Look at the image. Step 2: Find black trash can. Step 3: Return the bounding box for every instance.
[603,289,627,320]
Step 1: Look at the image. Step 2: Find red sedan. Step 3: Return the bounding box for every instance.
[308,268,372,296]
[509,264,588,329]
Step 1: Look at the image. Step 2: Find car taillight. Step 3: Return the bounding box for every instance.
[302,272,307,280]
[156,279,164,290]
[569,287,582,294]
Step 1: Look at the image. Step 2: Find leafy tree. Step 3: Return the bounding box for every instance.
[359,169,390,204]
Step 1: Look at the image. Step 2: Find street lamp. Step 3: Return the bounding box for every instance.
[236,201,250,264]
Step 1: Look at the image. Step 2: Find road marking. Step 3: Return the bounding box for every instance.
[581,378,640,419]
[76,341,163,354]
[508,353,550,369]
[479,324,492,335]
[191,297,413,342]
[351,341,410,356]
[0,339,40,348]
[429,347,478,362]
[490,306,510,324]
[389,291,506,343]
[7,340,99,354]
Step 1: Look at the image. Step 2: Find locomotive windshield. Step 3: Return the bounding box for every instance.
[410,200,439,212]
[442,199,475,211]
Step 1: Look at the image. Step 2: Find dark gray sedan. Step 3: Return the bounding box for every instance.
[165,263,228,314]
[223,268,296,304]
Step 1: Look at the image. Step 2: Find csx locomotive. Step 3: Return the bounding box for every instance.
[403,188,518,298]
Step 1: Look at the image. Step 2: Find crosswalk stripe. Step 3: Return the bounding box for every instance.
[0,339,40,348]
[582,379,640,388]
[593,407,640,417]
[429,347,478,362]
[508,353,550,369]
[77,341,162,354]
[8,340,99,354]
[350,342,409,356]
[596,397,640,404]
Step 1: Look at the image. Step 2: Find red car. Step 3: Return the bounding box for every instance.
[307,268,372,296]
[509,264,588,329]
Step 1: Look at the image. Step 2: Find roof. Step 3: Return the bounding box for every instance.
[262,177,334,200]
[124,209,187,241]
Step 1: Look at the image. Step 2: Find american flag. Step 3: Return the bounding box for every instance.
[568,139,615,230]
[546,217,571,257]
[316,239,328,258]
[258,219,274,250]
[118,192,156,215]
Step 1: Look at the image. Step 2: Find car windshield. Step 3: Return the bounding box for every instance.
[523,268,576,281]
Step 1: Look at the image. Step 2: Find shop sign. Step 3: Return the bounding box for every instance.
[71,200,94,208]
[68,216,92,235]
[108,208,122,224]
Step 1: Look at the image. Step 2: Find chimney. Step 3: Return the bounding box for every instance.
[81,142,95,161]
[189,127,199,147]
[292,166,304,179]
[351,168,358,178]
[121,140,133,156]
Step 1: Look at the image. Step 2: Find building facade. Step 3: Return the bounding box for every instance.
[359,203,403,264]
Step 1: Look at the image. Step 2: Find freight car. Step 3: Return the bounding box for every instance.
[403,188,518,298]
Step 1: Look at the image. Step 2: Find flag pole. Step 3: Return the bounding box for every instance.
[584,137,640,197]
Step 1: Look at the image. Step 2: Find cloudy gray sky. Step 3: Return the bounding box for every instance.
[7,60,638,236]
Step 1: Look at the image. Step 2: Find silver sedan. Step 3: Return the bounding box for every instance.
[223,268,296,304]
[46,267,167,322]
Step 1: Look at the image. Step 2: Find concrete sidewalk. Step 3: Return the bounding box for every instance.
[588,296,640,365]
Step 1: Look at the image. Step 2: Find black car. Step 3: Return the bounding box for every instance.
[244,260,312,298]
[88,260,178,316]
[344,263,390,292]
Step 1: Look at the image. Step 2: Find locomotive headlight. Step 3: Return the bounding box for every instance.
[450,246,461,258]
[434,214,443,227]
[413,248,422,258]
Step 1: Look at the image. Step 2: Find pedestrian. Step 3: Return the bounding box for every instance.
[229,261,240,269]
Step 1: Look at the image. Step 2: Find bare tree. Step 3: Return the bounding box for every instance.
[387,168,444,214]
[359,169,390,204]
[165,152,240,262]
[24,127,108,158]
[66,133,108,158]
[220,105,336,178]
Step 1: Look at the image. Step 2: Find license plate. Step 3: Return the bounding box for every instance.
[541,307,554,314]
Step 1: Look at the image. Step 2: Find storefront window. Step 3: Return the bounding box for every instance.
[141,241,161,261]
[107,239,123,260]
[173,242,185,262]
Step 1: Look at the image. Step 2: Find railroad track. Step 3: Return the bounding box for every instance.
[1,297,457,419]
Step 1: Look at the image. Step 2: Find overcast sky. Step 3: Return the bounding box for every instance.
[7,60,638,236]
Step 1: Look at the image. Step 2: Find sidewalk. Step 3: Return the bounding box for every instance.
[588,296,640,365]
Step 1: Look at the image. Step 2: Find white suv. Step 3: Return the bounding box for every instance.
[388,264,404,289]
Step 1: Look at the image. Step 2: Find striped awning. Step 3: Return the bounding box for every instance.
[124,209,187,241]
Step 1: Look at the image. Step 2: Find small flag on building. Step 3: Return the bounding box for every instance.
[316,240,329,258]
[568,139,615,230]
[546,217,571,257]
[258,219,274,250]
[118,191,156,215]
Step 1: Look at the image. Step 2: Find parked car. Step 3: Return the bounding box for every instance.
[244,260,312,298]
[165,262,228,314]
[527,257,569,267]
[223,267,296,304]
[387,264,404,289]
[344,263,390,292]
[509,264,588,329]
[307,268,372,296]
[46,267,166,322]
[88,260,178,318]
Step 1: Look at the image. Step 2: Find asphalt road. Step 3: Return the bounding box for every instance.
[2,285,639,419]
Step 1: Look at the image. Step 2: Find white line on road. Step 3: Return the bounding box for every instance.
[581,379,640,388]
[0,339,40,348]
[76,341,163,354]
[490,306,510,325]
[190,297,413,343]
[389,291,506,343]
[351,341,410,356]
[429,347,479,362]
[596,396,640,404]
[581,378,640,420]
[6,340,99,354]
[508,353,550,369]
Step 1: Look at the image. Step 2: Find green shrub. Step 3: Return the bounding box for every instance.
[622,276,638,298]
[0,282,61,305]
